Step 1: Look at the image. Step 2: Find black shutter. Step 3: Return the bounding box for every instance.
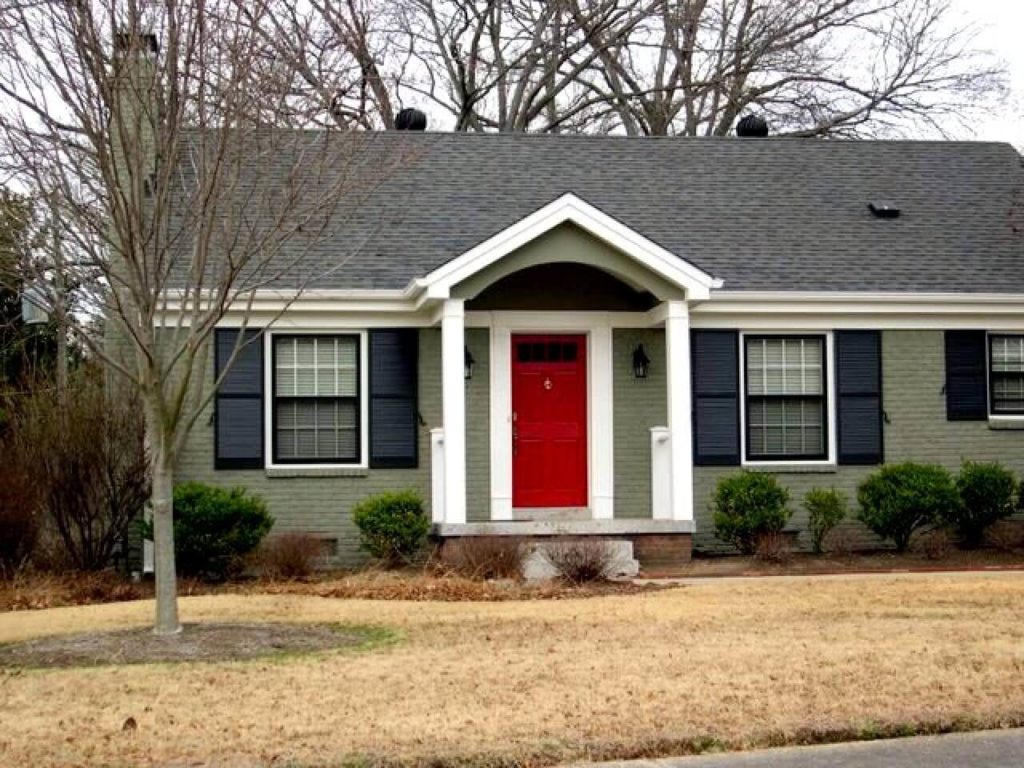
[214,328,264,469]
[836,331,883,465]
[945,330,988,421]
[369,329,419,468]
[691,330,740,466]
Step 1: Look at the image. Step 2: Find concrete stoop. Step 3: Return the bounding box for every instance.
[521,539,640,582]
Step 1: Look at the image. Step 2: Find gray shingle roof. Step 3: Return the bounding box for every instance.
[176,132,1024,293]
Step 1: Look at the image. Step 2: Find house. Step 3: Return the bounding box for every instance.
[171,130,1024,567]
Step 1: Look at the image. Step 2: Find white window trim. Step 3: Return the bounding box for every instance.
[263,329,370,470]
[986,331,1024,422]
[739,330,837,467]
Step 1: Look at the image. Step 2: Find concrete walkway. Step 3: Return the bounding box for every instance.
[579,729,1024,768]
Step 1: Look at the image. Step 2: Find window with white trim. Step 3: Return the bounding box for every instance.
[745,336,827,461]
[272,335,360,463]
[990,334,1024,415]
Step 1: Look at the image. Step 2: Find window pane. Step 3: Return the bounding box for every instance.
[275,335,358,397]
[746,337,823,397]
[747,396,824,457]
[992,336,1024,373]
[993,374,1024,413]
[276,398,358,461]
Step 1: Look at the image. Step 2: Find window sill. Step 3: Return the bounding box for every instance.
[265,466,369,478]
[741,463,838,474]
[988,418,1024,431]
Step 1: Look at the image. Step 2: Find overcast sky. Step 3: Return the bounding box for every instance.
[953,0,1024,144]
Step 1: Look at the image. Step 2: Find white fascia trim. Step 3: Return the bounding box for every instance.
[415,193,723,301]
[700,291,1024,318]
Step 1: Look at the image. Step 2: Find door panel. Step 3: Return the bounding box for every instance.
[512,334,588,507]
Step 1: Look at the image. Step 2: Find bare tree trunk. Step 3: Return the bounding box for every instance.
[145,397,180,636]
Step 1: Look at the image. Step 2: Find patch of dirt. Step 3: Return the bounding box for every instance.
[0,622,368,668]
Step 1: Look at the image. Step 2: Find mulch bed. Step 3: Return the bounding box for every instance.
[0,622,368,668]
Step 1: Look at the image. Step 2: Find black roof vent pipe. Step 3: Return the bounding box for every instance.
[736,114,769,137]
[395,108,428,131]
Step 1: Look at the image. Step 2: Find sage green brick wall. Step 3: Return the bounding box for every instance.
[175,327,490,563]
[613,329,667,518]
[693,329,1024,552]
[178,327,1024,561]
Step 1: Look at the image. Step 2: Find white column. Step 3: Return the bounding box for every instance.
[489,326,513,521]
[665,300,694,522]
[590,325,615,520]
[440,299,467,524]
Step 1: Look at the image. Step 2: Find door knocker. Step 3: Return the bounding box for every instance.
[543,377,553,390]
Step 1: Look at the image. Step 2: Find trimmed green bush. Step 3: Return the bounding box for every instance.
[804,487,848,554]
[141,483,273,581]
[856,463,958,552]
[712,472,792,554]
[949,461,1018,547]
[352,491,429,565]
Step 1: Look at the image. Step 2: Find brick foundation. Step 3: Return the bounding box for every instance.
[625,533,692,571]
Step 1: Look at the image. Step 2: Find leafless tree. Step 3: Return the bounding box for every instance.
[266,0,1005,137]
[0,0,407,633]
[571,0,1006,137]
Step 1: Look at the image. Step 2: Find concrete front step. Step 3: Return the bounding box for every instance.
[521,539,640,582]
[510,507,592,522]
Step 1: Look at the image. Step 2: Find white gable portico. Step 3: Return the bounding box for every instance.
[419,193,722,536]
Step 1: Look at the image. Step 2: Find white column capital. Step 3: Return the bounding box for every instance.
[441,298,465,319]
[665,298,690,319]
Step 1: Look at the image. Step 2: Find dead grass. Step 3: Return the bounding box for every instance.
[1,572,1024,767]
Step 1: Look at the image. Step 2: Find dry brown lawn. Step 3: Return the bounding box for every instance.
[2,572,1024,767]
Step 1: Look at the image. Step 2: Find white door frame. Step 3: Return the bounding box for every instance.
[487,312,615,521]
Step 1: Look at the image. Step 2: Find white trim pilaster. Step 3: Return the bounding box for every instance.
[665,300,694,522]
[441,299,467,524]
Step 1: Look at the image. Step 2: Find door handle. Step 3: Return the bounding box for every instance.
[512,411,518,456]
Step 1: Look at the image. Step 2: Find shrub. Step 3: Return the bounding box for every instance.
[0,446,40,579]
[542,539,621,584]
[352,491,429,565]
[856,463,959,552]
[985,520,1024,552]
[947,461,1019,548]
[822,527,855,557]
[804,488,848,554]
[255,533,326,580]
[14,372,149,570]
[753,531,792,563]
[142,483,274,581]
[914,528,954,560]
[436,537,524,580]
[712,472,792,554]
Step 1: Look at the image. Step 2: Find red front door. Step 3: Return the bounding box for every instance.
[512,334,588,508]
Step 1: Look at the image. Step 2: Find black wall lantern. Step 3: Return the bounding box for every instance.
[464,345,476,380]
[632,343,650,379]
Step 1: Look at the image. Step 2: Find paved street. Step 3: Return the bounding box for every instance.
[581,729,1024,768]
